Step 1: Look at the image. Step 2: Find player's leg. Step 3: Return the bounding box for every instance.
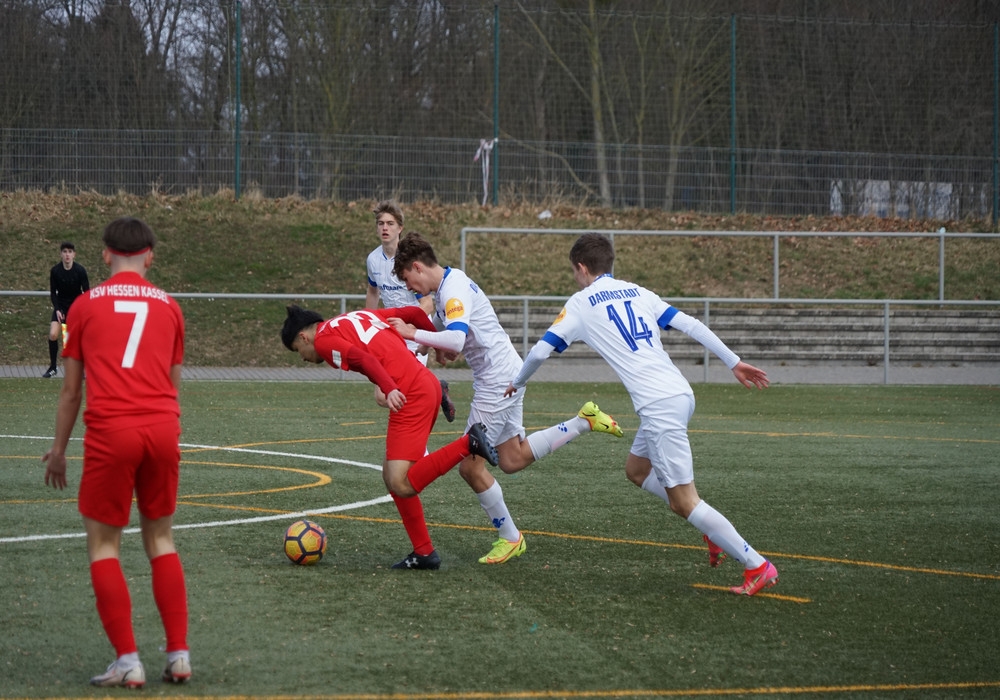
[461,403,526,564]
[493,393,623,475]
[383,386,441,568]
[44,313,60,377]
[79,427,145,687]
[84,518,145,687]
[140,514,192,682]
[644,396,777,595]
[134,421,191,683]
[402,424,496,495]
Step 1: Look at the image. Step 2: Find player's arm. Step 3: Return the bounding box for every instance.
[343,345,406,411]
[80,268,90,293]
[365,283,380,309]
[42,357,84,489]
[665,309,768,389]
[504,333,560,396]
[386,315,465,354]
[386,305,436,332]
[416,294,434,315]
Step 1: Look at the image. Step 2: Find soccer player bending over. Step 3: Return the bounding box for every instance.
[504,232,778,596]
[389,231,624,566]
[281,304,498,570]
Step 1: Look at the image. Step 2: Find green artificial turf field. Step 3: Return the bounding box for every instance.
[1,379,997,699]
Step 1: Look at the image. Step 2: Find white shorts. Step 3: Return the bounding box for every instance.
[630,393,696,489]
[467,389,526,447]
[406,341,430,367]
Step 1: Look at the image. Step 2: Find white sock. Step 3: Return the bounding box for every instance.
[477,481,519,541]
[641,472,671,504]
[687,500,765,570]
[166,650,189,664]
[118,652,141,668]
[525,416,588,460]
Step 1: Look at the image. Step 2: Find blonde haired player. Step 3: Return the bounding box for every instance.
[365,199,456,422]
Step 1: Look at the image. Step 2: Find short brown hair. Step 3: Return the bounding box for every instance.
[569,233,614,275]
[392,231,438,278]
[103,217,156,254]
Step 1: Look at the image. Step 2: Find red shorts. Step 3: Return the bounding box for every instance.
[385,370,441,462]
[78,418,181,527]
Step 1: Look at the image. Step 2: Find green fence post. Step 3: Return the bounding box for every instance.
[993,22,998,226]
[492,2,500,206]
[729,14,737,215]
[235,0,242,200]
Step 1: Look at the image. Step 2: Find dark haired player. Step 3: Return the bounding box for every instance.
[43,218,191,686]
[281,304,497,569]
[43,241,89,378]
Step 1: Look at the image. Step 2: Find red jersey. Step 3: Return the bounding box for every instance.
[313,307,434,394]
[62,270,184,431]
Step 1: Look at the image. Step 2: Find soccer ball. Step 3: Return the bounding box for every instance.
[283,520,327,565]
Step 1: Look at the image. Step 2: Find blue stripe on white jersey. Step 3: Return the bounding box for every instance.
[541,330,568,352]
[435,266,522,397]
[658,306,679,329]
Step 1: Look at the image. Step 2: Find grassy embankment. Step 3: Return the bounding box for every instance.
[2,190,996,366]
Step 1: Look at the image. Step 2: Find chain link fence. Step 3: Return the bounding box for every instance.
[1,1,996,219]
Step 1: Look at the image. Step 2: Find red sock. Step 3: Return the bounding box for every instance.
[151,552,189,653]
[407,436,470,493]
[89,558,137,657]
[391,493,434,555]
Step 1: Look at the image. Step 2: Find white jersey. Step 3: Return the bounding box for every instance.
[366,247,419,309]
[539,274,737,411]
[366,246,427,360]
[434,267,522,398]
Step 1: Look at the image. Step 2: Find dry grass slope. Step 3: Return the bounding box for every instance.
[2,190,997,366]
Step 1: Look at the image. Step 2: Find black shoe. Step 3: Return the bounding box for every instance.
[391,550,441,570]
[467,422,499,467]
[440,379,456,422]
[42,367,57,378]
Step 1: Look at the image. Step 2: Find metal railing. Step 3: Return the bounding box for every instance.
[5,290,996,384]
[460,228,1000,301]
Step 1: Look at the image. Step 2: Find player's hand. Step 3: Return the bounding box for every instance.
[373,387,389,408]
[733,361,769,390]
[435,348,459,365]
[385,389,406,412]
[42,450,68,490]
[55,310,64,323]
[415,344,430,356]
[503,383,518,398]
[386,317,416,340]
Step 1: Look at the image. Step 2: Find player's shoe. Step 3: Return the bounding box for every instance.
[478,533,526,564]
[578,401,623,437]
[729,560,778,596]
[90,659,146,688]
[467,422,499,466]
[161,656,192,684]
[440,379,456,422]
[42,367,57,378]
[704,534,727,568]
[391,549,441,570]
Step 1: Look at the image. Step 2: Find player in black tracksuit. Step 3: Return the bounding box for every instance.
[43,242,90,378]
